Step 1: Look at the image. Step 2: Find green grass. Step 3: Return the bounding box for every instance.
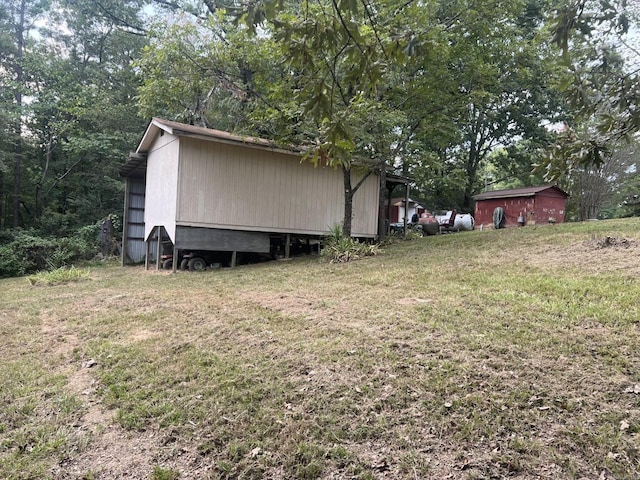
[27,266,91,286]
[1,218,640,478]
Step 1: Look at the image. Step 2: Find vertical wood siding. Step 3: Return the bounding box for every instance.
[535,193,566,223]
[474,195,566,227]
[176,138,379,236]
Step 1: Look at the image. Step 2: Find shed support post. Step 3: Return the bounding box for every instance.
[403,184,410,237]
[386,187,393,234]
[121,178,130,266]
[285,234,290,259]
[155,226,162,270]
[231,251,237,268]
[172,245,178,273]
[144,230,151,270]
[378,162,387,240]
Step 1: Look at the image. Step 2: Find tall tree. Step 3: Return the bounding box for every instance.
[433,0,563,209]
[18,0,148,232]
[139,0,413,236]
[1,0,49,227]
[138,0,568,227]
[546,0,640,178]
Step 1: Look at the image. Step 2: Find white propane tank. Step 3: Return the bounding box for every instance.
[453,213,475,231]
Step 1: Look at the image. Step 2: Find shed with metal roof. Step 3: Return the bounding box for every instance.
[473,185,569,228]
[119,118,407,268]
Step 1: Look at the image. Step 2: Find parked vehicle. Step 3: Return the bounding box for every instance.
[161,250,231,270]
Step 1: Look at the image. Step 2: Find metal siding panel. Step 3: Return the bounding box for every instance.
[232,145,244,222]
[130,224,145,238]
[366,175,379,233]
[292,161,303,228]
[535,196,566,223]
[173,137,379,236]
[127,241,148,263]
[260,152,275,225]
[176,226,270,252]
[129,209,144,223]
[352,172,379,236]
[248,150,259,226]
[123,177,147,263]
[130,195,145,209]
[281,155,292,227]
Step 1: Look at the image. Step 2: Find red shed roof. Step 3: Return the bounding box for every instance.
[473,185,569,201]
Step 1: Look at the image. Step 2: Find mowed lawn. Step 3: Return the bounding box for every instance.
[1,218,640,479]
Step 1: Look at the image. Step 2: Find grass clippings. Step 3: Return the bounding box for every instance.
[1,218,640,479]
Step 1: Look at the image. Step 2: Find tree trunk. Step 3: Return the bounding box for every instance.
[13,140,21,228]
[0,169,4,229]
[377,160,387,240]
[12,0,26,228]
[342,166,353,237]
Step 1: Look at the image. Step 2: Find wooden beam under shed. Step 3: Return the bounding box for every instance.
[173,245,178,273]
[122,179,130,266]
[145,231,151,271]
[155,226,162,270]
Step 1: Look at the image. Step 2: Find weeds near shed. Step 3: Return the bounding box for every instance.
[321,225,381,263]
[27,266,91,286]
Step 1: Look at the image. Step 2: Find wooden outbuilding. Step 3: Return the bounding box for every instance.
[119,118,407,268]
[473,185,569,228]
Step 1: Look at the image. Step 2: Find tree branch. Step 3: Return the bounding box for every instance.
[95,1,147,36]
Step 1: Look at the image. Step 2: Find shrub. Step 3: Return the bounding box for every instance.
[0,224,103,279]
[321,225,381,263]
[0,243,23,277]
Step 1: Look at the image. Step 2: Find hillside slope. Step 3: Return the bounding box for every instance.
[2,219,640,479]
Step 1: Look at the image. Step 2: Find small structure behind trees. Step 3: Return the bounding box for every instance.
[473,185,569,229]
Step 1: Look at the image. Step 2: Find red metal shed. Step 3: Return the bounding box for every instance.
[473,185,569,228]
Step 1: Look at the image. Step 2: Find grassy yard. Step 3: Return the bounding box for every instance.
[1,218,640,479]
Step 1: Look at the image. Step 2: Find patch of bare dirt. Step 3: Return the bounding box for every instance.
[40,315,167,479]
[128,328,162,342]
[396,297,433,306]
[245,292,352,323]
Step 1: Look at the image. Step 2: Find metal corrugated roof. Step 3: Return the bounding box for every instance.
[473,185,569,200]
[119,152,147,178]
[119,118,300,178]
[120,118,411,186]
[137,118,302,156]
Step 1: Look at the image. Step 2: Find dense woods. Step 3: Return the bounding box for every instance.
[0,0,639,273]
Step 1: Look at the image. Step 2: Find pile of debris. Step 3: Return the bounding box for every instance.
[583,236,634,249]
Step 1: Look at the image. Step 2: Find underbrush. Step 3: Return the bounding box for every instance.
[0,224,101,278]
